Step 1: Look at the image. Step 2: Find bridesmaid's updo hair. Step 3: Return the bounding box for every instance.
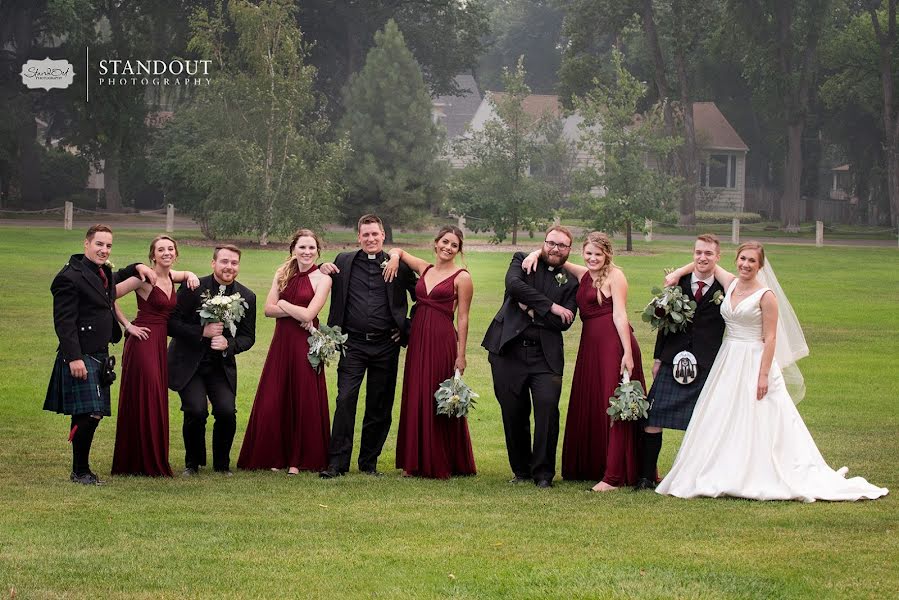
[277,228,323,292]
[434,225,464,253]
[735,240,766,268]
[148,235,179,263]
[583,231,615,290]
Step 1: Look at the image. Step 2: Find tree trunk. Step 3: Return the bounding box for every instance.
[17,118,41,207]
[870,2,899,227]
[781,122,803,231]
[384,222,394,244]
[625,219,633,251]
[886,147,899,228]
[673,33,697,225]
[103,152,122,211]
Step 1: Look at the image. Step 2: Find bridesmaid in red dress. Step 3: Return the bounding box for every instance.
[112,235,199,476]
[384,226,476,478]
[238,229,332,474]
[523,231,645,490]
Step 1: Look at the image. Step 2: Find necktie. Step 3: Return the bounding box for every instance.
[98,268,109,294]
[694,280,705,302]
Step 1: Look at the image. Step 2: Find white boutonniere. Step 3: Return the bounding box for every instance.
[104,260,115,270]
[712,290,724,305]
[380,258,389,270]
[555,272,568,287]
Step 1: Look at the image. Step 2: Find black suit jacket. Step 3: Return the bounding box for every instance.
[326,249,417,346]
[167,275,257,393]
[481,252,579,375]
[653,273,725,367]
[51,254,140,361]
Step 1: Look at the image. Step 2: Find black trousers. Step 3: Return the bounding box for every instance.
[327,335,400,472]
[178,361,236,471]
[489,344,563,481]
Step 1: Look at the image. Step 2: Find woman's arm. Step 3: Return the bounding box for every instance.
[264,273,289,318]
[664,262,694,287]
[115,276,148,300]
[171,270,200,290]
[278,274,333,323]
[114,301,150,340]
[609,268,634,376]
[757,290,779,400]
[453,272,474,374]
[383,248,429,280]
[562,260,588,279]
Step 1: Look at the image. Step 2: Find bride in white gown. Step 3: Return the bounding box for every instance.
[655,241,888,502]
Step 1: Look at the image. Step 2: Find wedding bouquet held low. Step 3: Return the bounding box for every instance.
[434,370,478,418]
[198,289,249,355]
[607,370,649,423]
[307,324,348,372]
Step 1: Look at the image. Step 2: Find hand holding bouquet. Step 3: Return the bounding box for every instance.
[641,285,697,334]
[607,371,649,423]
[434,370,478,418]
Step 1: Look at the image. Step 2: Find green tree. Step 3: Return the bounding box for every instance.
[575,48,682,251]
[151,0,344,244]
[338,19,447,242]
[450,57,557,244]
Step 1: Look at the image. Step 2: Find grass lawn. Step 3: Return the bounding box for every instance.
[0,225,896,599]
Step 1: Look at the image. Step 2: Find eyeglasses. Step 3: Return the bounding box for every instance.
[543,240,571,250]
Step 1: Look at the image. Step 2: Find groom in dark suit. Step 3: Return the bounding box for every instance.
[482,225,579,488]
[168,244,256,476]
[636,234,726,489]
[319,214,417,478]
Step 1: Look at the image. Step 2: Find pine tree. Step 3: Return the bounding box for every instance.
[339,19,447,241]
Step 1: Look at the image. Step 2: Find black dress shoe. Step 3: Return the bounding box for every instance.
[182,467,199,477]
[360,469,384,477]
[319,467,345,479]
[535,478,553,488]
[70,471,103,486]
[509,475,530,484]
[215,469,234,477]
[633,477,657,491]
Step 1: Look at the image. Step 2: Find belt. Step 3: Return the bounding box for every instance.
[348,330,391,342]
[519,338,540,347]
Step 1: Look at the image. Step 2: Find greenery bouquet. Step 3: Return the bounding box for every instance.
[641,285,697,334]
[607,371,649,423]
[434,370,478,418]
[307,324,348,372]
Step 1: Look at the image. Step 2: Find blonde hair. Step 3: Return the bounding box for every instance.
[583,231,615,290]
[277,229,323,292]
[735,240,765,267]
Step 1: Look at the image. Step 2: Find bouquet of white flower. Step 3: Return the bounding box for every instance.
[641,285,697,334]
[198,289,249,337]
[606,371,649,423]
[434,369,478,418]
[307,324,348,372]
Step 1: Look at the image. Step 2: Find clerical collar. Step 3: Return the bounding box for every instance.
[367,253,378,260]
[547,266,555,272]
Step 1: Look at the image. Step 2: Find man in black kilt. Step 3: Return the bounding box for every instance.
[45,224,155,485]
[636,234,726,490]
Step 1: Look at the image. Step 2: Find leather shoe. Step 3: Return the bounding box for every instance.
[361,469,384,477]
[633,477,657,491]
[215,469,234,477]
[319,467,345,479]
[182,467,199,477]
[70,471,103,486]
[508,475,530,484]
[535,478,553,489]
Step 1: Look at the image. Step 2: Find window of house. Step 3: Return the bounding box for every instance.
[699,153,738,189]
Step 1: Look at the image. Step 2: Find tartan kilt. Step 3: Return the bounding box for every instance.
[646,365,712,431]
[43,352,112,416]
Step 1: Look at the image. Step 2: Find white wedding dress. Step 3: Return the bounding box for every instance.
[656,281,888,502]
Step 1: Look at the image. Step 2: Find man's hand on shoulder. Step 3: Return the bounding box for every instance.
[319,262,340,275]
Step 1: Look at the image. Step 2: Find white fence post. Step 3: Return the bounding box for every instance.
[457,214,465,232]
[816,221,824,247]
[166,203,175,233]
[731,218,740,245]
[644,218,653,242]
[64,201,73,230]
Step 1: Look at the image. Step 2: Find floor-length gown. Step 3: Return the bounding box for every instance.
[562,272,645,484]
[395,266,476,478]
[112,282,177,476]
[238,266,330,471]
[656,281,888,501]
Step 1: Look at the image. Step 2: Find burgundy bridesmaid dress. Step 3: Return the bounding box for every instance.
[238,266,330,471]
[561,271,646,485]
[395,266,476,479]
[112,282,177,476]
